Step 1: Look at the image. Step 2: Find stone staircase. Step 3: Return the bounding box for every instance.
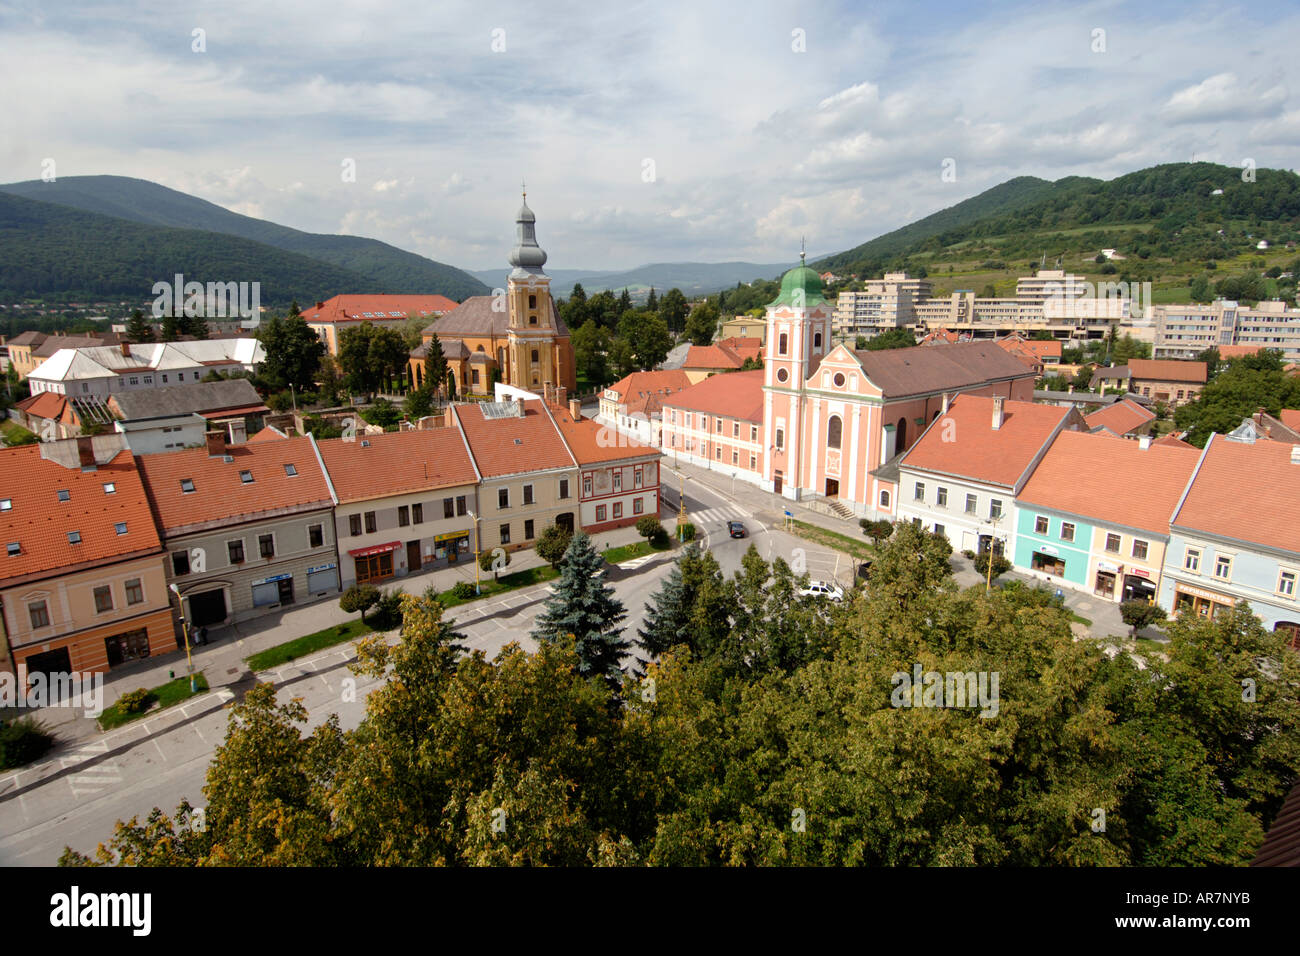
[803,493,855,523]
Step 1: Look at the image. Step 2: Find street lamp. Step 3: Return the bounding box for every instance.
[167,583,198,693]
[467,509,481,595]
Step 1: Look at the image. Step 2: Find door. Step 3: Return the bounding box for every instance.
[774,471,783,495]
[105,629,151,668]
[23,647,72,697]
[189,588,227,627]
[556,512,575,533]
[277,578,295,606]
[825,478,839,498]
[407,540,422,572]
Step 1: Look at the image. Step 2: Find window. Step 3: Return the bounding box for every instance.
[732,450,739,464]
[239,470,254,484]
[102,483,115,495]
[350,514,363,537]
[228,539,245,564]
[1,499,13,512]
[613,502,623,519]
[1061,522,1075,542]
[172,550,190,575]
[583,475,593,496]
[498,488,510,509]
[365,512,377,534]
[914,482,925,502]
[524,519,535,540]
[596,505,607,522]
[284,463,298,477]
[1279,570,1297,597]
[1035,516,1049,534]
[965,494,977,515]
[613,472,622,492]
[933,524,944,538]
[715,418,723,433]
[28,601,49,629]
[94,586,114,613]
[1184,547,1200,572]
[749,454,757,469]
[398,505,410,527]
[259,534,275,559]
[456,496,467,516]
[443,497,455,519]
[181,478,195,494]
[1214,555,1232,580]
[57,489,70,502]
[634,467,642,488]
[1104,533,1120,553]
[523,484,534,505]
[880,490,891,508]
[813,331,822,350]
[412,503,423,524]
[559,478,570,499]
[309,525,324,548]
[68,531,82,544]
[989,500,1003,520]
[750,425,758,442]
[528,294,536,309]
[715,446,722,460]
[827,415,842,449]
[778,332,788,355]
[531,349,539,364]
[634,498,644,515]
[775,428,784,450]
[732,422,740,438]
[125,578,144,605]
[499,523,511,545]
[1132,539,1149,560]
[936,487,948,508]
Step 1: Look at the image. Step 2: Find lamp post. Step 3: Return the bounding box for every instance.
[984,510,1004,593]
[468,509,481,595]
[167,583,197,692]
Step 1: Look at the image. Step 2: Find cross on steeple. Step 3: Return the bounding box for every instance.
[521,178,526,201]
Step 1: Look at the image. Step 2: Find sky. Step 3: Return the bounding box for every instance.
[1,0,1298,273]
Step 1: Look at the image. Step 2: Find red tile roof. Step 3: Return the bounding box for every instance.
[301,294,459,325]
[547,403,659,465]
[662,369,765,423]
[900,395,1074,487]
[605,369,693,412]
[16,391,68,422]
[1172,435,1300,553]
[1153,432,1196,449]
[683,343,746,371]
[0,446,162,585]
[1019,430,1200,535]
[1085,398,1156,436]
[1218,345,1267,360]
[317,429,478,503]
[452,399,575,478]
[998,336,1061,360]
[1127,359,1207,384]
[1280,410,1300,432]
[246,426,289,443]
[137,435,333,535]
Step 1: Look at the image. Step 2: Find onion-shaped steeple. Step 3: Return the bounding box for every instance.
[508,183,548,277]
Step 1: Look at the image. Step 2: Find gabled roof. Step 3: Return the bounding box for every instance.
[1171,434,1300,555]
[547,403,659,465]
[137,435,332,536]
[852,341,1036,399]
[1090,365,1132,386]
[422,296,570,339]
[662,369,765,423]
[605,369,692,418]
[1279,409,1300,432]
[1084,398,1156,436]
[1127,358,1207,384]
[1018,430,1200,535]
[317,429,478,503]
[28,339,264,382]
[109,379,267,422]
[15,391,68,421]
[452,399,575,478]
[899,395,1074,488]
[300,294,459,325]
[246,425,290,443]
[1153,432,1196,449]
[683,343,747,371]
[0,445,162,586]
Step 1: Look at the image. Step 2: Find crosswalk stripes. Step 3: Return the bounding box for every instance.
[68,760,123,799]
[687,504,749,526]
[618,554,658,570]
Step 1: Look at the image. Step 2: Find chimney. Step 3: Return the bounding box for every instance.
[314,301,324,310]
[120,342,131,358]
[205,431,226,457]
[991,395,1005,431]
[941,393,950,414]
[556,385,567,408]
[76,435,96,468]
[569,398,582,421]
[227,420,247,445]
[1067,385,1074,394]
[1139,435,1152,450]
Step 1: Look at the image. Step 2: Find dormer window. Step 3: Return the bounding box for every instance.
[180,478,196,493]
[115,522,128,535]
[102,483,116,494]
[284,463,298,477]
[6,542,19,556]
[0,499,10,511]
[239,470,254,483]
[57,489,71,502]
[68,531,82,544]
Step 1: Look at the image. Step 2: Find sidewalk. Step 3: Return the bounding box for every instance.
[17,520,653,745]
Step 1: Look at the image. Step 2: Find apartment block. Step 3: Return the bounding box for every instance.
[1152,299,1300,363]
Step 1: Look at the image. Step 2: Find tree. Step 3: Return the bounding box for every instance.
[659,288,688,334]
[479,546,511,581]
[124,309,155,344]
[646,287,658,311]
[256,314,325,394]
[405,386,435,420]
[423,333,448,394]
[859,519,893,547]
[572,319,610,385]
[531,531,628,683]
[362,397,401,429]
[340,584,380,624]
[535,524,572,570]
[973,550,1012,581]
[636,516,665,544]
[160,311,180,342]
[1119,599,1167,637]
[861,327,916,350]
[618,310,672,371]
[684,300,719,346]
[338,322,409,396]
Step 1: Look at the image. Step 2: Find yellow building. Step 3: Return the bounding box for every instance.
[408,193,576,396]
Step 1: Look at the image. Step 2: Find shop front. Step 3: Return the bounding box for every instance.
[1173,581,1235,620]
[1030,547,1065,577]
[350,541,400,585]
[1093,562,1118,599]
[430,530,472,569]
[1122,567,1158,603]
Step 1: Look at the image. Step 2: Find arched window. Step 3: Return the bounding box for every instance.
[813,331,822,350]
[827,415,842,449]
[531,349,539,363]
[528,294,537,309]
[896,416,908,453]
[879,489,891,508]
[778,332,788,355]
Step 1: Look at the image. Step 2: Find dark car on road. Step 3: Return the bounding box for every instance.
[728,521,747,538]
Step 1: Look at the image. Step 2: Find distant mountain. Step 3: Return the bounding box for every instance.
[473,261,791,298]
[0,175,489,300]
[816,163,1300,276]
[0,191,387,305]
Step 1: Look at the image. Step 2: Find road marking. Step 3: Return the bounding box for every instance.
[618,554,657,569]
[153,738,168,763]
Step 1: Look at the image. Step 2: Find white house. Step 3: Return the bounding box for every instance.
[27,339,265,397]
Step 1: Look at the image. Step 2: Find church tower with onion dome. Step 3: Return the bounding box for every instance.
[505,185,565,390]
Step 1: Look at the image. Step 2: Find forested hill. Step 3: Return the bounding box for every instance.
[0,175,489,300]
[0,191,387,305]
[817,163,1300,277]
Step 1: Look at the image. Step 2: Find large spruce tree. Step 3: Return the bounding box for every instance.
[531,531,628,682]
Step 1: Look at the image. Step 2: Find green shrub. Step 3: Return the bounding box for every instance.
[635,516,664,541]
[370,588,406,630]
[973,551,1012,580]
[117,688,152,714]
[0,716,55,769]
[678,522,696,542]
[452,582,476,600]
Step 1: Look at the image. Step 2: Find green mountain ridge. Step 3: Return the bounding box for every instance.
[0,175,488,300]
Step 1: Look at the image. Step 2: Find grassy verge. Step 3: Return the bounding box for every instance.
[435,565,560,609]
[787,519,874,560]
[0,420,38,446]
[1134,637,1167,655]
[603,538,672,564]
[1068,611,1093,627]
[246,619,374,671]
[97,673,210,730]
